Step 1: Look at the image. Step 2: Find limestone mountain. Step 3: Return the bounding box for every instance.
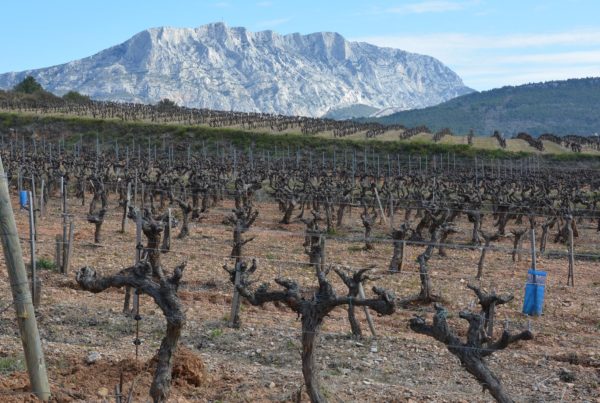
[0,22,473,117]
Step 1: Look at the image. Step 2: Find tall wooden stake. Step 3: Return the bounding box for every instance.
[357,282,377,338]
[30,176,37,241]
[121,182,131,233]
[133,213,142,312]
[0,156,51,401]
[39,179,45,218]
[64,221,74,275]
[229,262,242,328]
[28,191,39,307]
[133,169,138,206]
[319,235,326,273]
[530,227,537,270]
[61,177,68,274]
[373,186,388,225]
[566,215,575,287]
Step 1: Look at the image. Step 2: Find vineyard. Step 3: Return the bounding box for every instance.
[2,88,600,155]
[0,129,599,403]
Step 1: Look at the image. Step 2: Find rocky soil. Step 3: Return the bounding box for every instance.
[0,193,599,402]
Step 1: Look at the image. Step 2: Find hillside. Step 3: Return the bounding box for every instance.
[2,111,600,161]
[1,84,599,158]
[372,77,600,136]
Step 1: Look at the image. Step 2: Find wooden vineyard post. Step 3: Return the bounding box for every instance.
[132,206,144,359]
[373,186,388,225]
[165,208,172,251]
[399,240,406,272]
[566,214,575,287]
[530,225,537,270]
[124,212,143,314]
[30,176,37,240]
[389,198,394,228]
[64,220,75,275]
[61,176,68,274]
[17,166,22,194]
[319,234,326,273]
[229,262,242,328]
[133,169,138,206]
[28,191,40,307]
[55,235,62,269]
[0,156,51,401]
[135,208,142,264]
[134,211,142,317]
[357,282,377,339]
[114,382,122,403]
[39,179,45,218]
[121,182,131,233]
[228,212,243,329]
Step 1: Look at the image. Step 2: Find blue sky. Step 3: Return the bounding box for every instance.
[1,0,599,90]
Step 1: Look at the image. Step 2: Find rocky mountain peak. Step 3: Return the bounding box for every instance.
[0,23,474,117]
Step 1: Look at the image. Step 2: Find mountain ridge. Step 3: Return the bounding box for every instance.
[369,77,600,136]
[0,22,473,117]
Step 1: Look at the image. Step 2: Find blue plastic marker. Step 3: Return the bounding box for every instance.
[19,190,28,209]
[523,269,546,316]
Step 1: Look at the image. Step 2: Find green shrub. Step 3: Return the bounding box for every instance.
[37,257,57,270]
[0,357,25,374]
[209,328,223,339]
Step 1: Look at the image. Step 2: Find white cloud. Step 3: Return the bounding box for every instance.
[255,18,291,29]
[386,0,476,14]
[485,31,600,49]
[213,2,231,8]
[352,29,600,90]
[498,50,600,65]
[465,67,600,90]
[356,30,600,57]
